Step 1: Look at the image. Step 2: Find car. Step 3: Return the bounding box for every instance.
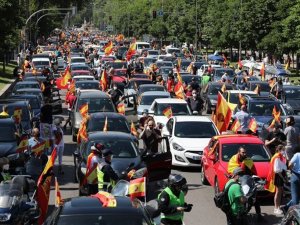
[124,79,153,107]
[110,61,128,70]
[212,68,235,83]
[32,57,51,70]
[197,64,222,76]
[115,46,128,60]
[283,85,300,115]
[71,90,116,142]
[0,99,32,132]
[70,56,86,65]
[23,76,46,83]
[234,75,259,90]
[71,64,91,72]
[173,59,192,72]
[179,75,201,87]
[12,81,40,94]
[248,81,271,96]
[162,116,219,167]
[13,88,44,103]
[86,112,130,133]
[44,195,155,225]
[74,132,172,193]
[222,90,258,111]
[137,91,171,119]
[148,98,192,126]
[165,47,181,56]
[135,41,151,54]
[202,82,234,114]
[0,117,18,157]
[131,73,149,79]
[156,61,173,68]
[147,50,159,59]
[73,75,95,83]
[201,134,271,194]
[111,69,127,86]
[9,94,41,117]
[137,84,166,98]
[75,80,100,91]
[158,66,173,81]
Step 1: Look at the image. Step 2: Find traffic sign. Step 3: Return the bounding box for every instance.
[157,10,164,17]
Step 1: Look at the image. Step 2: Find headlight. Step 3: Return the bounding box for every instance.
[0,213,11,222]
[210,99,217,105]
[172,142,185,151]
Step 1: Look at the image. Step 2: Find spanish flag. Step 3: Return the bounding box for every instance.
[254,84,260,95]
[55,177,63,207]
[131,121,138,137]
[215,92,232,132]
[239,93,246,105]
[60,66,71,88]
[37,147,57,225]
[227,154,255,175]
[260,62,265,81]
[40,83,45,92]
[238,60,243,69]
[31,140,46,155]
[103,116,108,132]
[272,106,281,122]
[79,103,89,118]
[222,54,227,67]
[221,83,226,93]
[117,103,125,115]
[104,41,113,56]
[163,107,173,119]
[177,70,183,83]
[248,118,257,133]
[176,58,182,72]
[68,80,75,94]
[126,39,136,61]
[13,107,22,124]
[129,177,146,199]
[265,153,285,193]
[100,69,108,91]
[77,120,88,144]
[92,191,117,207]
[231,119,241,133]
[174,81,185,99]
[16,135,29,153]
[249,67,254,76]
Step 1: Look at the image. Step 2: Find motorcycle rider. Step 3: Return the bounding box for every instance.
[158,174,192,225]
[97,149,119,192]
[86,143,104,195]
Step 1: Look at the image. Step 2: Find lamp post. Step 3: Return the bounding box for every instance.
[195,0,198,52]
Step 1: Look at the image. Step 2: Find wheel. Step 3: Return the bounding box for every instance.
[214,177,220,195]
[200,165,209,185]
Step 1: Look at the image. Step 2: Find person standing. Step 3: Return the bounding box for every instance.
[40,98,53,124]
[63,91,76,129]
[189,77,200,92]
[265,123,286,155]
[158,174,192,225]
[232,105,251,134]
[53,118,64,175]
[187,90,204,115]
[139,119,162,154]
[265,145,287,215]
[108,84,123,107]
[284,116,300,161]
[139,109,151,130]
[225,167,247,225]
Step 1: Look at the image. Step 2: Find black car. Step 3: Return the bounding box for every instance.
[44,196,154,225]
[9,94,41,117]
[180,75,201,86]
[23,76,46,83]
[248,81,271,97]
[12,81,40,94]
[13,88,44,104]
[75,80,101,91]
[202,82,234,114]
[212,68,235,82]
[283,85,300,114]
[71,64,91,72]
[74,131,172,194]
[0,117,18,157]
[86,112,130,134]
[137,84,166,98]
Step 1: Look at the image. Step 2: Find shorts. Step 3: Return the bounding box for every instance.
[274,171,286,187]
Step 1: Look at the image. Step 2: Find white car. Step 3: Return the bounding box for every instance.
[162,116,219,167]
[147,50,159,59]
[73,75,95,82]
[148,98,192,126]
[70,56,86,65]
[197,64,222,76]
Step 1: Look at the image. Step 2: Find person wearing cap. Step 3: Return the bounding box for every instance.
[225,167,247,225]
[284,116,300,160]
[86,143,104,195]
[53,118,64,174]
[97,148,119,192]
[265,123,286,155]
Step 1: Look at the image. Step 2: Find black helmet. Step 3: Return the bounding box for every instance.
[168,174,187,189]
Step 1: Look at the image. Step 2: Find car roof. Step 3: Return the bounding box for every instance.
[154,98,187,104]
[88,131,134,141]
[0,117,15,124]
[226,90,256,94]
[78,90,109,98]
[73,75,94,79]
[139,84,163,88]
[245,95,278,102]
[141,91,170,96]
[214,68,234,71]
[284,85,300,89]
[173,115,212,122]
[76,80,99,84]
[213,134,263,144]
[10,94,39,100]
[209,82,233,87]
[16,81,39,84]
[61,196,141,215]
[15,88,42,92]
[89,112,126,120]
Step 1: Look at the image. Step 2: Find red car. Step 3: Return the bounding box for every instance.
[201,134,271,193]
[111,68,127,84]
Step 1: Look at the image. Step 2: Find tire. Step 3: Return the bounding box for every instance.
[214,177,220,195]
[200,165,209,185]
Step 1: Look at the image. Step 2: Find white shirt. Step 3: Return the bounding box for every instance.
[274,157,287,173]
[52,126,64,147]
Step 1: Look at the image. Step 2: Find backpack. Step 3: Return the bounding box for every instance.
[213,181,237,214]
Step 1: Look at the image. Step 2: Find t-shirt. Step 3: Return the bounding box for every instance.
[284,126,299,147]
[266,131,286,154]
[225,179,244,216]
[290,153,300,174]
[232,111,251,132]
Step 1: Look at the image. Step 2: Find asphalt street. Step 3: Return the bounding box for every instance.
[48,91,284,225]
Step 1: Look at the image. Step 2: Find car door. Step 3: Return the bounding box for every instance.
[204,140,219,185]
[144,137,172,182]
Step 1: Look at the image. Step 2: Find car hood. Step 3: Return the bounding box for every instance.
[171,137,211,151]
[111,157,141,176]
[286,99,300,110]
[0,142,17,157]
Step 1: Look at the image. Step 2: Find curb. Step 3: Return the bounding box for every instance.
[0,79,17,99]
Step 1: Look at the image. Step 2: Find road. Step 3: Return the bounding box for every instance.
[48,91,284,225]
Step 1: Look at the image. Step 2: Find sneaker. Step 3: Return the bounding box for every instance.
[274,208,283,215]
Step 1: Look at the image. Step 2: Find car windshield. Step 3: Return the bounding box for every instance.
[250,83,270,92]
[215,70,234,79]
[77,98,115,113]
[181,76,200,84]
[222,143,271,162]
[137,44,150,49]
[33,61,49,66]
[249,102,284,116]
[72,66,89,71]
[229,93,257,104]
[72,72,90,76]
[71,58,85,63]
[148,51,158,55]
[0,124,16,142]
[208,85,233,95]
[15,83,39,90]
[28,98,40,109]
[157,62,173,67]
[86,139,138,159]
[139,86,165,93]
[87,118,130,133]
[76,82,99,90]
[112,62,127,69]
[57,214,148,225]
[237,76,258,85]
[128,80,152,89]
[140,95,168,105]
[156,104,190,115]
[144,59,157,67]
[284,88,300,99]
[159,67,173,75]
[175,122,217,138]
[114,70,127,76]
[74,77,94,82]
[168,49,180,54]
[6,106,30,121]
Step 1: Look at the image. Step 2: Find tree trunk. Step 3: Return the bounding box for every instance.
[2,54,6,73]
[230,47,233,62]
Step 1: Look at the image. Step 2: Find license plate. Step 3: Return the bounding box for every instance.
[192,155,201,160]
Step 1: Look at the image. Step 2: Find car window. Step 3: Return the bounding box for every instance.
[249,102,284,116]
[208,85,233,95]
[77,98,115,113]
[87,118,130,133]
[0,124,16,142]
[15,83,39,90]
[174,121,218,138]
[139,86,165,94]
[140,95,169,105]
[156,103,190,116]
[285,88,300,99]
[250,83,270,92]
[75,82,99,90]
[222,143,270,162]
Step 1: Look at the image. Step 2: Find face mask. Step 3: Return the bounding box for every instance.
[192,93,197,97]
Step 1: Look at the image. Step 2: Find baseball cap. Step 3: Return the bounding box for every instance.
[233,167,244,176]
[102,149,113,157]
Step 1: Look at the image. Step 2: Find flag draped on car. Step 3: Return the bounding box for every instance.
[92,191,117,207]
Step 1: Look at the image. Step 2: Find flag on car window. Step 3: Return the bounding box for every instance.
[16,135,29,153]
[79,103,89,118]
[117,103,125,115]
[129,177,146,199]
[55,177,63,207]
[77,119,88,144]
[163,106,173,119]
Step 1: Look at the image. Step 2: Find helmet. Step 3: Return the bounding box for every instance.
[168,174,187,189]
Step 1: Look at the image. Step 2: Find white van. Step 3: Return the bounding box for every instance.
[136,42,151,54]
[32,57,51,70]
